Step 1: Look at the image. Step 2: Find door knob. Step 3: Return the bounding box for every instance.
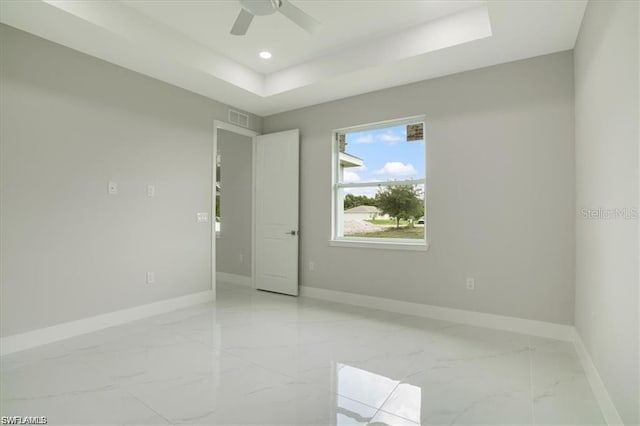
[285,230,298,236]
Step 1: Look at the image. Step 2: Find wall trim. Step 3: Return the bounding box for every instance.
[216,272,252,287]
[572,329,624,425]
[0,290,214,356]
[300,285,575,340]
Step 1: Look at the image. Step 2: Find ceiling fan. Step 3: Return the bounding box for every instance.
[230,0,321,36]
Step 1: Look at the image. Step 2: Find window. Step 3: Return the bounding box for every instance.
[332,116,426,249]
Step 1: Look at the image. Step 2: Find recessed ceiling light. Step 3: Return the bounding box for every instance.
[259,51,272,59]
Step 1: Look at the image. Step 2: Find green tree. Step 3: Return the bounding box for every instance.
[375,185,423,228]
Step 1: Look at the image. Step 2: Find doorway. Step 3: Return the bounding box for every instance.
[212,121,257,295]
[212,121,300,297]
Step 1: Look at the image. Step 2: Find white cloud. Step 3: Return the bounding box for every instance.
[353,134,374,144]
[379,132,403,143]
[343,170,361,183]
[374,162,417,176]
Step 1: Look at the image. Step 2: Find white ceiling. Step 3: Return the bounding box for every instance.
[0,0,587,116]
[122,0,481,74]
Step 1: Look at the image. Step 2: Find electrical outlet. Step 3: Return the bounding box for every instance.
[239,253,244,264]
[196,212,209,223]
[146,272,155,284]
[466,277,475,290]
[147,185,155,197]
[309,261,315,271]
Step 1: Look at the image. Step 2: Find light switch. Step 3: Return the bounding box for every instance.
[108,182,118,195]
[147,185,155,197]
[197,212,209,223]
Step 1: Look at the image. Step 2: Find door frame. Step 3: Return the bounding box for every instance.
[212,120,258,295]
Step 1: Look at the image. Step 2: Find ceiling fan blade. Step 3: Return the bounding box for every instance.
[230,8,254,35]
[278,0,321,34]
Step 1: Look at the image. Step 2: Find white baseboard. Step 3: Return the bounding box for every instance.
[216,272,252,287]
[0,290,214,356]
[300,286,574,341]
[572,329,624,425]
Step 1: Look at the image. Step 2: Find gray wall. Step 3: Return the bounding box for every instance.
[0,24,261,337]
[216,129,252,277]
[263,51,576,324]
[574,1,639,424]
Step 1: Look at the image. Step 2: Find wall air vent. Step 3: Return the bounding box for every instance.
[228,109,250,128]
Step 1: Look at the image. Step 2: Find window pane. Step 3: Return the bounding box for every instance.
[340,123,424,185]
[340,184,425,240]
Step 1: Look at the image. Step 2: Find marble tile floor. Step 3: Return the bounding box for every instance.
[1,283,605,425]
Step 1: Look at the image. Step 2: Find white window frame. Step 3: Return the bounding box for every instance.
[330,115,428,251]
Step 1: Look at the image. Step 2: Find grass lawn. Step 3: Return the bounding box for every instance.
[348,226,424,239]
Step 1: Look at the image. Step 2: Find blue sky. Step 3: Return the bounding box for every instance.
[343,124,425,185]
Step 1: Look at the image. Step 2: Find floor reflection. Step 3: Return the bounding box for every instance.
[334,363,421,425]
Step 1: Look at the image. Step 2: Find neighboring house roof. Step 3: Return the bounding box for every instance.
[345,205,379,214]
[339,151,364,168]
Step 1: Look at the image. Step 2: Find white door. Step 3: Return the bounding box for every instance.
[254,129,299,296]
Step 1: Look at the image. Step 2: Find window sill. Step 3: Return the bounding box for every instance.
[329,238,429,251]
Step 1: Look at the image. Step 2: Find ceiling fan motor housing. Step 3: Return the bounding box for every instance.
[240,0,281,16]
